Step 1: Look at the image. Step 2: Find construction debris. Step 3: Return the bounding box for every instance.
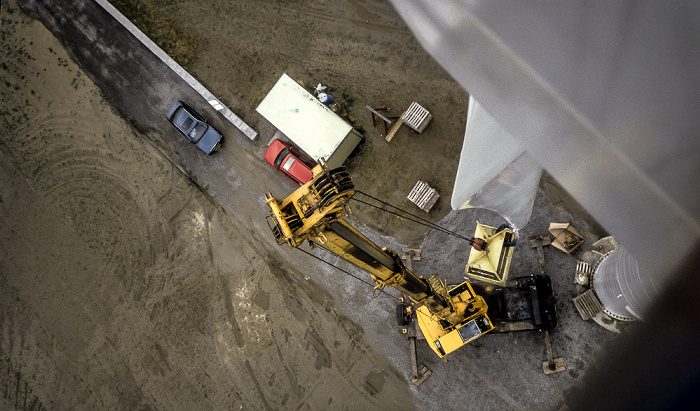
[548,223,584,254]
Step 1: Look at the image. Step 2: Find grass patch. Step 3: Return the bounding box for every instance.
[111,0,197,66]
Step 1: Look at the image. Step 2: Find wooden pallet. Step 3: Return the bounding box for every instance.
[407,181,439,212]
[385,102,432,142]
[402,102,432,133]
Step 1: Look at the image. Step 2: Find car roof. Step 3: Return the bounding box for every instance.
[264,139,289,165]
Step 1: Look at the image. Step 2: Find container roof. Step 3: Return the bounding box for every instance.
[256,73,352,162]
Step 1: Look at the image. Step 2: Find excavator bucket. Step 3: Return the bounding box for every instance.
[465,222,515,286]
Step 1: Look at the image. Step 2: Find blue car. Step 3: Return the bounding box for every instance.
[166,101,222,154]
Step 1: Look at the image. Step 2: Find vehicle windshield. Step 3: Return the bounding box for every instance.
[188,123,208,142]
[283,156,295,171]
[274,148,290,168]
[180,117,193,130]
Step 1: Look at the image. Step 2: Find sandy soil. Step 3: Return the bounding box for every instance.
[0,1,415,409]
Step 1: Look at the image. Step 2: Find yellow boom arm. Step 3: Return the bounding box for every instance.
[265,162,493,357]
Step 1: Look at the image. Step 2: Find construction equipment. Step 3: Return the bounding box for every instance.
[466,222,516,286]
[265,161,556,359]
[471,275,556,333]
[398,295,433,386]
[401,248,421,271]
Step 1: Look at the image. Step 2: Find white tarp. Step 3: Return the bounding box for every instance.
[452,96,542,230]
[256,73,352,162]
[391,0,700,317]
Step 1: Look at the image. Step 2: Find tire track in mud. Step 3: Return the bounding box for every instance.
[243,359,273,411]
[0,279,50,411]
[1,9,178,292]
[0,358,45,411]
[3,65,170,289]
[7,109,164,289]
[217,275,246,349]
[270,329,305,401]
[3,4,233,409]
[260,251,397,407]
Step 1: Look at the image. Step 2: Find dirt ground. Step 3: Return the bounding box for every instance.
[0,1,416,409]
[1,0,614,410]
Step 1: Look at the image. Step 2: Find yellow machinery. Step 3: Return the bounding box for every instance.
[466,221,515,286]
[265,162,494,358]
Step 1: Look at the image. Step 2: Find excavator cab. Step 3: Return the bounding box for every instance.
[415,280,495,357]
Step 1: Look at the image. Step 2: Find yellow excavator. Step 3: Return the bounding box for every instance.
[265,162,555,360]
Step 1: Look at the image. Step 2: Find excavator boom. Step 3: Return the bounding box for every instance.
[265,162,494,358]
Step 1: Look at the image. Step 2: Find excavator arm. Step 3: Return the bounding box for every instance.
[265,162,494,357]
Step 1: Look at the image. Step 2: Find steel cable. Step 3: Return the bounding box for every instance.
[352,190,481,246]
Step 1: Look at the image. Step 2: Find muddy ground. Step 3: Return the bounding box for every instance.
[1,0,615,410]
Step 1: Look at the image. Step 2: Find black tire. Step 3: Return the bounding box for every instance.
[396,304,409,326]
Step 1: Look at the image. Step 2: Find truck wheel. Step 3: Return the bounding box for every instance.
[396,304,410,326]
